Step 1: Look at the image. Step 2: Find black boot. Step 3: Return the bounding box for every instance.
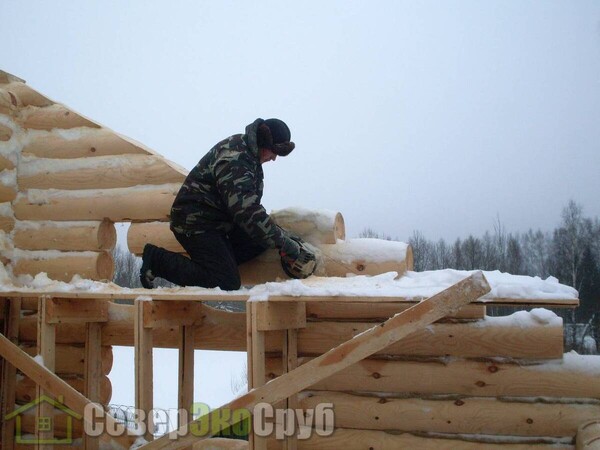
[140,244,157,289]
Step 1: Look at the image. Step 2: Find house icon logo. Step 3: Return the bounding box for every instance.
[5,394,82,444]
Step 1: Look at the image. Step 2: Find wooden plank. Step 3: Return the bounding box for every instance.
[255,302,306,331]
[135,298,154,441]
[301,391,600,436]
[1,298,21,450]
[144,300,205,328]
[177,326,195,424]
[246,302,254,450]
[267,355,600,399]
[251,302,268,450]
[287,318,563,359]
[21,344,112,376]
[84,323,103,450]
[36,296,56,449]
[46,298,108,324]
[0,289,580,307]
[138,272,491,450]
[0,333,134,449]
[285,427,574,450]
[284,329,298,450]
[306,302,485,321]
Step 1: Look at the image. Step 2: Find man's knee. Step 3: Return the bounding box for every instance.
[214,272,241,291]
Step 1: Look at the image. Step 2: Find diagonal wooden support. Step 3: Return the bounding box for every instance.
[138,271,491,450]
[0,332,135,449]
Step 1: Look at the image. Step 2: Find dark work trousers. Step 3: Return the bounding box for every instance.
[149,227,268,290]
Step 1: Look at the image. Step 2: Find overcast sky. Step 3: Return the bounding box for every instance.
[3,1,600,242]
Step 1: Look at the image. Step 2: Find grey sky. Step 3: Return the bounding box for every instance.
[3,1,600,241]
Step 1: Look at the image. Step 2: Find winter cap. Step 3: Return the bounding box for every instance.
[262,118,295,156]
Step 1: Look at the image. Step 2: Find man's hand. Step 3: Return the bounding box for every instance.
[279,236,301,263]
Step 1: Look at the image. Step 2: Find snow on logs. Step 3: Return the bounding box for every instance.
[13,220,116,251]
[13,183,181,222]
[127,213,413,282]
[18,154,185,190]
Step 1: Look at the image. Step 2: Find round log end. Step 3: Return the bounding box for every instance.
[334,212,346,242]
[0,123,13,141]
[97,251,115,281]
[98,220,117,250]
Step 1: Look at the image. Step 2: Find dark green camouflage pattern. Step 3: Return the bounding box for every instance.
[170,119,284,248]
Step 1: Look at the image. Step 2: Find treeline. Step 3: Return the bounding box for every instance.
[363,200,600,322]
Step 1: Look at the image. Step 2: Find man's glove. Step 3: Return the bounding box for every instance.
[279,236,301,263]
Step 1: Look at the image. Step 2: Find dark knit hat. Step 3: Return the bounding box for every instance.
[261,118,295,156]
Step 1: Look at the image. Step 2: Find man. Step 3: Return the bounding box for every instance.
[140,118,302,290]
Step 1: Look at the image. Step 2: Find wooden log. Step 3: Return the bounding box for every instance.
[270,208,345,244]
[0,88,19,115]
[305,302,485,321]
[0,215,15,233]
[301,391,600,437]
[12,251,114,282]
[13,184,180,222]
[0,155,16,171]
[18,104,100,130]
[18,412,83,438]
[282,427,574,450]
[13,221,117,251]
[127,223,412,282]
[138,272,491,450]
[578,419,600,449]
[0,123,13,142]
[1,82,54,107]
[16,375,112,405]
[46,297,109,324]
[0,70,25,84]
[18,154,185,190]
[282,316,563,359]
[0,182,17,203]
[21,344,112,375]
[23,128,155,159]
[266,354,600,399]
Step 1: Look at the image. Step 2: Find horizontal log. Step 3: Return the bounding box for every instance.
[13,220,117,251]
[270,208,345,244]
[127,221,183,254]
[23,128,154,159]
[305,302,485,321]
[0,123,13,142]
[13,184,180,221]
[2,81,54,107]
[300,391,600,437]
[12,251,114,282]
[0,215,15,232]
[16,375,112,405]
[18,154,185,190]
[281,316,563,359]
[18,104,100,130]
[0,183,17,203]
[0,70,25,84]
[0,88,19,115]
[21,344,113,375]
[284,427,574,450]
[267,354,600,399]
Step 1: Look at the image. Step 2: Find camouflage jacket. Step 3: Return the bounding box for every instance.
[170,119,284,249]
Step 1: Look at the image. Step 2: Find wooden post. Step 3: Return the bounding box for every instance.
[1,298,21,450]
[36,296,56,449]
[283,329,298,450]
[178,325,194,450]
[251,302,267,450]
[84,322,103,450]
[246,302,254,450]
[135,298,154,441]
